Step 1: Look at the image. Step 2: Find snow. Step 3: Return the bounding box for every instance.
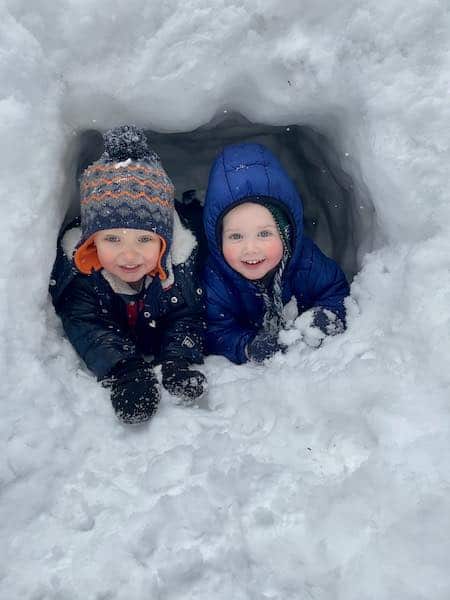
[1,1,450,599]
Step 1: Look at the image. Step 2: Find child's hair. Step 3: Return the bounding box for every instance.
[74,125,174,280]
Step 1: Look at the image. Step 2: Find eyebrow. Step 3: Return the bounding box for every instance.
[223,223,278,233]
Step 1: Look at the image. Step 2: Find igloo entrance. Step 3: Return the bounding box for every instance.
[64,115,375,280]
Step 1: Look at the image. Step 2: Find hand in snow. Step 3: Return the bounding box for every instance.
[161,360,207,403]
[104,358,160,425]
[287,308,344,349]
[246,330,285,363]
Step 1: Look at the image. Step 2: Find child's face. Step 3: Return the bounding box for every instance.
[222,202,284,280]
[94,228,162,283]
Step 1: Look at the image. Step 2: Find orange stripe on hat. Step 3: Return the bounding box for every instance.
[73,234,168,280]
[81,176,174,195]
[80,191,173,206]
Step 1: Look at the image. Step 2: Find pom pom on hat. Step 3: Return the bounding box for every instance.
[103,124,155,161]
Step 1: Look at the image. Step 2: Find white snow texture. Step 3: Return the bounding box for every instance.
[1,2,450,599]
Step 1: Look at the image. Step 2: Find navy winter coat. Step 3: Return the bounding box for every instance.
[50,216,205,379]
[202,142,350,364]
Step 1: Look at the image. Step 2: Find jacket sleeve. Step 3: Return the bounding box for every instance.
[299,240,350,326]
[203,268,254,365]
[158,259,206,365]
[56,275,139,379]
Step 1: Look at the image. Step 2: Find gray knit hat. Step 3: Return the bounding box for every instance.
[74,125,175,278]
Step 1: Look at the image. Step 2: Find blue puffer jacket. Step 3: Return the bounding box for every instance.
[202,143,350,364]
[50,216,205,379]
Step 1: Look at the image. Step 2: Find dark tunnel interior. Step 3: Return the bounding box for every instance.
[62,115,376,280]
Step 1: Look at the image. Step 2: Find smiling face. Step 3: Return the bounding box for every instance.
[94,228,162,283]
[221,202,284,280]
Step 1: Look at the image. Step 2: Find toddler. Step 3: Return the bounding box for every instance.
[50,126,207,424]
[202,142,350,364]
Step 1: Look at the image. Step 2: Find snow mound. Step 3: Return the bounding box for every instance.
[1,2,450,599]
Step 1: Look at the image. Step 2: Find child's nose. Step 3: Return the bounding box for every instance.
[121,246,140,260]
[243,237,259,252]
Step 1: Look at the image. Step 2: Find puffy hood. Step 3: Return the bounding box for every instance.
[203,143,304,273]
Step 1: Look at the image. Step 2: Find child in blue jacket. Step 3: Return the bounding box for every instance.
[202,142,349,364]
[50,126,207,424]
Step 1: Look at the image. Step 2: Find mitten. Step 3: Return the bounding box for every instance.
[294,308,344,348]
[312,308,344,336]
[104,358,160,425]
[161,360,207,402]
[245,330,284,363]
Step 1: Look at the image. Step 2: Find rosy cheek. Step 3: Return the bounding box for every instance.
[270,240,283,260]
[222,245,231,260]
[222,245,237,266]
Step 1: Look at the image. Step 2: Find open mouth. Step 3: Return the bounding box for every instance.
[241,258,266,265]
[119,265,142,272]
[242,258,266,266]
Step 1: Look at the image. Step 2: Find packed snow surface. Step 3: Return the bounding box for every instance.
[1,1,450,599]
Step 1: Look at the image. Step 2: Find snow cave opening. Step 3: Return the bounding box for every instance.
[63,114,376,280]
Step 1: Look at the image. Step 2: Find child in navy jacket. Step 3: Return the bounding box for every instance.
[202,142,349,364]
[50,126,206,424]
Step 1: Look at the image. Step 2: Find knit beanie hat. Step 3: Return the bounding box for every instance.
[74,125,175,280]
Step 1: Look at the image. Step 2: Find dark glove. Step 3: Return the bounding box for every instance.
[104,358,160,425]
[312,308,344,336]
[246,330,284,363]
[294,308,344,349]
[161,360,207,402]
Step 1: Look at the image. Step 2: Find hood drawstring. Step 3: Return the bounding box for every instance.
[257,201,292,336]
[257,252,289,336]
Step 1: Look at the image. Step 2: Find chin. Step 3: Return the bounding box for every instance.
[113,268,146,283]
[238,267,272,280]
[122,275,143,283]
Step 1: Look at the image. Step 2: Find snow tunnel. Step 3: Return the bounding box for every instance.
[62,114,376,280]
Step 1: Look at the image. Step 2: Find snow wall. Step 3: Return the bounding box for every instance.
[1,2,450,599]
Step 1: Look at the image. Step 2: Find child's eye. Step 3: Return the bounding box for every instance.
[258,230,273,238]
[104,235,120,243]
[228,233,242,241]
[138,235,155,243]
